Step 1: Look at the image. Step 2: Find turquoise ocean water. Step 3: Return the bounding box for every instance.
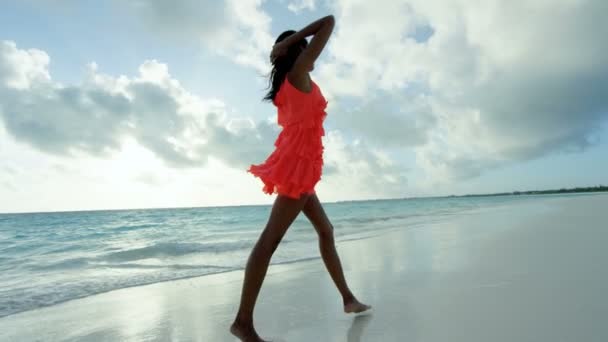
[0,194,554,318]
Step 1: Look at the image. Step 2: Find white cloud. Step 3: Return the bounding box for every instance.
[319,0,608,182]
[287,0,316,13]
[318,130,409,199]
[124,0,274,73]
[329,90,435,147]
[0,41,50,89]
[0,120,268,212]
[0,40,274,170]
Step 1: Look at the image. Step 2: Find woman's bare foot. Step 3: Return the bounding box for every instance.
[230,320,267,342]
[344,298,372,314]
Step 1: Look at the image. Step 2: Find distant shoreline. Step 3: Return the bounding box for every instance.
[336,185,608,203]
[450,185,608,198]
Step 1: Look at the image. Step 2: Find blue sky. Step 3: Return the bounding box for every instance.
[1,0,606,213]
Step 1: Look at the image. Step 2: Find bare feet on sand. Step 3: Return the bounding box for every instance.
[230,321,268,342]
[344,298,372,314]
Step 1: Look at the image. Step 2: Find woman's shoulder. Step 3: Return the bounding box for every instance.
[285,73,316,94]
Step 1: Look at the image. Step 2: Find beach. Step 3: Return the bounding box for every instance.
[1,193,607,341]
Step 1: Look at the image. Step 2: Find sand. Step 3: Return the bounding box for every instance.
[1,193,607,341]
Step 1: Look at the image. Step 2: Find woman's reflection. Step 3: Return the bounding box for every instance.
[347,314,373,342]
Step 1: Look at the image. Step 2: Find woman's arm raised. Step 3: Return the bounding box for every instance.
[271,15,335,74]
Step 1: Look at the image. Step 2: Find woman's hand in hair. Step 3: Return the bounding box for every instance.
[270,41,289,63]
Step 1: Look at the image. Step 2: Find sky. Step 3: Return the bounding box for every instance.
[0,0,607,213]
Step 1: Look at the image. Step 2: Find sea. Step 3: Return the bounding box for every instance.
[0,194,561,318]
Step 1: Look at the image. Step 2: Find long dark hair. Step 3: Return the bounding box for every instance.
[263,30,308,103]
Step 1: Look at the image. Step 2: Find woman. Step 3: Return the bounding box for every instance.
[231,15,371,342]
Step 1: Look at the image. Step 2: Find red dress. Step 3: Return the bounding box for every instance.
[247,77,328,199]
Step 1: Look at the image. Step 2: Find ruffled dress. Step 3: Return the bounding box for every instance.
[247,77,328,199]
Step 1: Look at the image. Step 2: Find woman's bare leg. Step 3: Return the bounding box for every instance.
[302,193,371,313]
[231,193,310,342]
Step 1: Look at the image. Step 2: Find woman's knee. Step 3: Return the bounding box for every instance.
[317,223,335,243]
[256,229,282,255]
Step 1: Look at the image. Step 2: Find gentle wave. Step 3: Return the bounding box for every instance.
[96,263,231,270]
[39,244,85,255]
[0,266,233,318]
[108,223,158,232]
[28,257,90,271]
[101,241,257,262]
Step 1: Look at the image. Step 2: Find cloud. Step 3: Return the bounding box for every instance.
[319,130,409,199]
[0,41,50,89]
[123,0,274,73]
[197,113,278,169]
[329,89,435,147]
[0,162,19,192]
[0,40,274,170]
[287,0,316,13]
[133,170,167,187]
[1,164,19,176]
[319,0,608,182]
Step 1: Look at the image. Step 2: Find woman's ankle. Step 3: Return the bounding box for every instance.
[232,313,253,327]
[342,293,356,305]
